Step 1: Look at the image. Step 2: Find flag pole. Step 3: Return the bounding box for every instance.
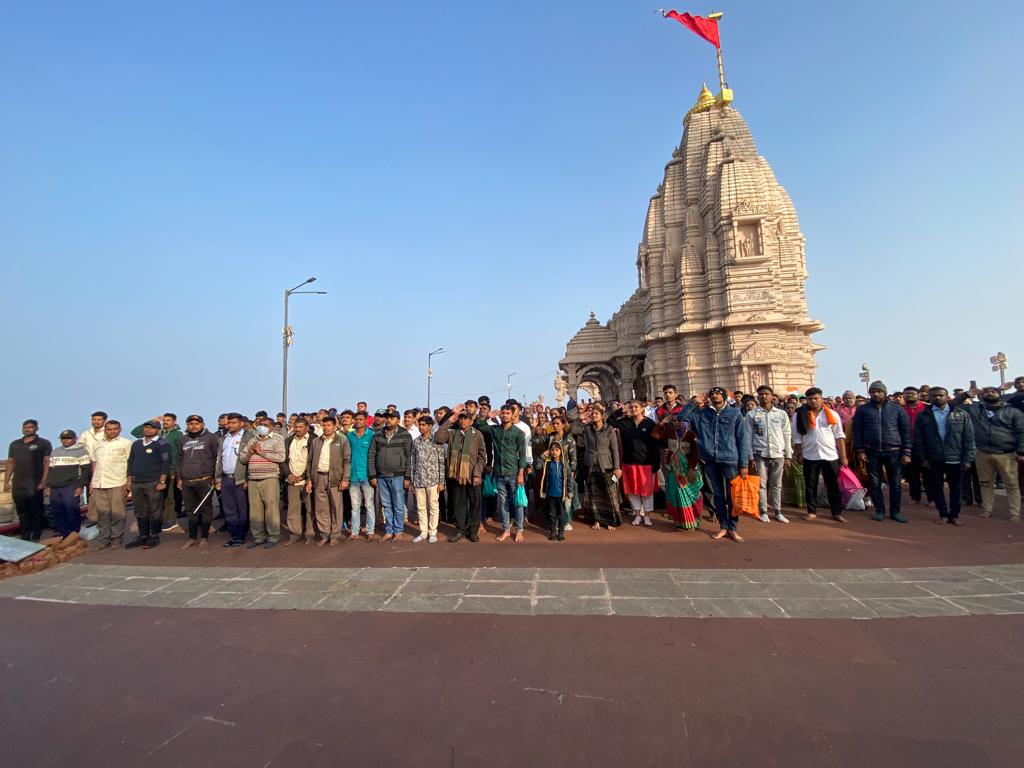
[708,11,732,105]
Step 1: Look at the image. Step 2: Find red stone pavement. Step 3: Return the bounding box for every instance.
[1,599,1022,767]
[84,494,1024,570]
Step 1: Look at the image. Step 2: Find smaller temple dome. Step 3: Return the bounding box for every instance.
[563,311,617,363]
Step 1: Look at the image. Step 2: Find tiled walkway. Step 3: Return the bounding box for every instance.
[4,562,1024,618]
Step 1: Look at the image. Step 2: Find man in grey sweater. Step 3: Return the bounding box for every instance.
[239,418,286,548]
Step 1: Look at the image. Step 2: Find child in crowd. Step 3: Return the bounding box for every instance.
[540,442,571,541]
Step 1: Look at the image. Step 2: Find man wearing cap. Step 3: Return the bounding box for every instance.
[853,381,912,523]
[89,420,133,549]
[690,387,752,542]
[46,430,92,538]
[368,409,413,541]
[177,415,221,548]
[5,420,53,541]
[305,415,351,546]
[347,410,377,540]
[434,405,487,542]
[131,413,184,532]
[125,420,171,549]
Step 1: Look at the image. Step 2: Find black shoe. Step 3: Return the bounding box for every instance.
[217,523,229,533]
[468,535,479,542]
[548,530,556,541]
[223,539,243,548]
[448,532,465,543]
[124,537,147,549]
[246,540,266,549]
[143,537,161,549]
[556,531,565,541]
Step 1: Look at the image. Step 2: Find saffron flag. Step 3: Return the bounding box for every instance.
[662,10,720,48]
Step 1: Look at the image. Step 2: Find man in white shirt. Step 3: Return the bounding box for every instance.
[90,420,133,549]
[747,385,792,524]
[79,410,107,519]
[792,387,849,523]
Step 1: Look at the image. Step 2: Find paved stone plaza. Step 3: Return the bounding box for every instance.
[5,561,1024,619]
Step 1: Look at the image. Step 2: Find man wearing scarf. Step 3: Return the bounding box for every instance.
[792,387,849,523]
[434,405,487,542]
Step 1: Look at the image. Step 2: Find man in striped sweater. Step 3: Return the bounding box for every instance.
[239,418,286,548]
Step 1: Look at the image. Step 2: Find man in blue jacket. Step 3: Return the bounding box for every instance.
[852,381,912,522]
[689,386,752,542]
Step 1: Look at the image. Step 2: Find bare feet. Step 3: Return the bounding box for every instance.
[711,530,727,540]
[180,540,196,550]
[496,529,510,542]
[591,523,601,531]
[728,531,744,543]
[198,539,208,549]
[513,530,524,543]
[328,538,339,546]
[381,534,395,542]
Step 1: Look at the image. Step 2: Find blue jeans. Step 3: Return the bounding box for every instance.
[703,461,739,532]
[866,448,903,518]
[50,485,82,537]
[349,480,375,533]
[495,475,525,531]
[378,476,407,535]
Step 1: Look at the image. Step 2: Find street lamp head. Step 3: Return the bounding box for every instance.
[306,277,317,284]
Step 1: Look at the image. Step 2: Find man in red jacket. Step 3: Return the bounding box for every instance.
[901,386,930,506]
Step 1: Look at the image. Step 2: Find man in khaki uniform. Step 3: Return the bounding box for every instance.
[305,416,352,546]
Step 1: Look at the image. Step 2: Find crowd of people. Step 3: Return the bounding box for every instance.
[5,376,1023,549]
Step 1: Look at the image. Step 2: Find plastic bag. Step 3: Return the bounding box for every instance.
[729,474,761,519]
[514,484,528,508]
[843,487,867,511]
[837,466,863,493]
[80,524,100,541]
[482,473,497,498]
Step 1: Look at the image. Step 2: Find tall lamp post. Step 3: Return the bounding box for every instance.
[507,372,517,403]
[282,277,327,416]
[427,347,446,413]
[991,352,1008,388]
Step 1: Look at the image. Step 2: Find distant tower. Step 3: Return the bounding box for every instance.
[561,83,823,398]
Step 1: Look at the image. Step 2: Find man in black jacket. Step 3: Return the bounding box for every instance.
[963,386,1024,522]
[177,415,221,549]
[852,381,911,523]
[125,420,170,549]
[913,388,975,525]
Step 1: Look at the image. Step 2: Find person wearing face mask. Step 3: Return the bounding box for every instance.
[176,415,222,549]
[238,418,286,548]
[961,386,1024,522]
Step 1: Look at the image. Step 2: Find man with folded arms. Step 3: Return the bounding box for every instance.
[239,417,286,548]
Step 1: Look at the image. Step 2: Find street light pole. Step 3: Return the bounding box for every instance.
[282,277,327,417]
[507,372,517,403]
[427,347,446,413]
[991,352,1008,388]
[858,363,871,388]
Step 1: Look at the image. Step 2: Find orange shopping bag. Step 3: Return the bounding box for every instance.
[729,474,761,519]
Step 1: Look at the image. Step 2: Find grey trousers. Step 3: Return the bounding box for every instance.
[755,456,786,515]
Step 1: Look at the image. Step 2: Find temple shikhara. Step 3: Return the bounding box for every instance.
[559,78,824,402]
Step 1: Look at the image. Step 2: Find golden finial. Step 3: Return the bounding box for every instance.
[685,83,716,121]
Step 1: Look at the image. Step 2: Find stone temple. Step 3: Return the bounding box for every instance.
[559,85,824,402]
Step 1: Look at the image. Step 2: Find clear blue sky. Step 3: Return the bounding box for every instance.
[2,1,1022,438]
